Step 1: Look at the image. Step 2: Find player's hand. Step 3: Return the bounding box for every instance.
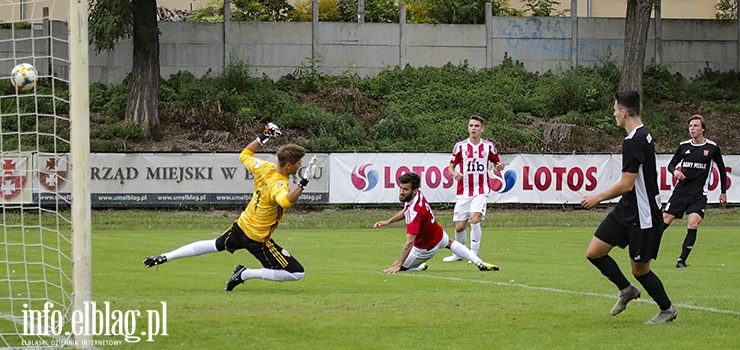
[298,155,317,189]
[256,122,282,144]
[494,162,505,171]
[373,220,388,229]
[382,265,401,274]
[581,195,600,209]
[719,193,727,209]
[672,170,686,181]
[302,155,317,180]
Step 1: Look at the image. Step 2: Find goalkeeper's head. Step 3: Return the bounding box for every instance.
[277,144,307,174]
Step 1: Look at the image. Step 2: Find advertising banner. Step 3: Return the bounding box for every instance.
[330,153,738,205]
[36,153,330,206]
[22,152,737,206]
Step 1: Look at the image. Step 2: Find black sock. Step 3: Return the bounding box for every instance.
[679,229,697,261]
[588,256,630,290]
[662,221,670,234]
[636,270,672,310]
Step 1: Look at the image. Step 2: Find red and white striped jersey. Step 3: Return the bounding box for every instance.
[449,138,501,197]
[404,190,443,250]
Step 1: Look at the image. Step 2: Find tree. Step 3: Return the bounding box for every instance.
[619,0,655,99]
[715,0,738,19]
[89,0,161,139]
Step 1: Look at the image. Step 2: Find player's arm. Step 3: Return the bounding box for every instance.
[284,185,302,206]
[448,162,462,181]
[382,234,415,274]
[714,147,728,208]
[666,146,685,180]
[488,147,505,171]
[581,172,638,209]
[374,209,405,229]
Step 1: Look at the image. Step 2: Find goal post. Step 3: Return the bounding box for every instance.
[0,0,91,347]
[69,0,92,348]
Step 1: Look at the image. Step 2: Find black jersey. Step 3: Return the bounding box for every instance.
[613,125,662,230]
[667,138,727,196]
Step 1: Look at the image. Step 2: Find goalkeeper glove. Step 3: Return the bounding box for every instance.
[298,155,318,189]
[256,122,282,144]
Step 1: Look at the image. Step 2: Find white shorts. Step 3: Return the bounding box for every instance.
[453,194,489,222]
[402,231,450,269]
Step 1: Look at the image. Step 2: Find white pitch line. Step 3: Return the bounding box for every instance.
[393,273,740,316]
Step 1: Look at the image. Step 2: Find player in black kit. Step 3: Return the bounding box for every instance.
[663,114,728,268]
[581,91,676,324]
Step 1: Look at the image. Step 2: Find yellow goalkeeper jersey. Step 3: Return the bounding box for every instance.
[236,148,294,242]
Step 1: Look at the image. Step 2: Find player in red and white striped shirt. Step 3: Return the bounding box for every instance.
[373,172,499,273]
[443,115,505,262]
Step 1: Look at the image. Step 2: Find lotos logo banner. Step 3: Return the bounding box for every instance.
[329,153,740,204]
[488,169,517,193]
[350,164,379,192]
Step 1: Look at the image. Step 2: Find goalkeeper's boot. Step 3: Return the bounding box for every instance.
[476,261,500,271]
[611,285,641,316]
[419,263,429,271]
[143,255,167,268]
[442,254,463,262]
[225,265,246,292]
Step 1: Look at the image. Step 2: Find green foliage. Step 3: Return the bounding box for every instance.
[190,0,295,22]
[232,0,295,21]
[685,65,740,105]
[548,65,618,116]
[189,0,227,22]
[88,0,135,52]
[643,60,685,102]
[290,0,342,21]
[0,21,32,29]
[715,0,738,19]
[522,0,569,17]
[425,0,521,24]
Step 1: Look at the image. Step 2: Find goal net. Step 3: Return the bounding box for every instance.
[0,0,90,347]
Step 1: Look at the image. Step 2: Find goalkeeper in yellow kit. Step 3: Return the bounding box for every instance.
[144,123,317,291]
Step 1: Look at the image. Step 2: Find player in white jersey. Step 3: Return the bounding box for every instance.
[442,115,505,262]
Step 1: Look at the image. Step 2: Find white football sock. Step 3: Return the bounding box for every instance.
[455,229,467,247]
[241,268,304,282]
[162,239,217,261]
[449,241,482,264]
[470,223,482,255]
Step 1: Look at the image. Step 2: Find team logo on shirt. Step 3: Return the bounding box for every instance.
[703,150,709,157]
[488,169,517,193]
[350,164,379,192]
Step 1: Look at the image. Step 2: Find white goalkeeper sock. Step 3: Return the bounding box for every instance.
[162,239,217,261]
[470,223,482,255]
[241,268,304,282]
[449,241,482,264]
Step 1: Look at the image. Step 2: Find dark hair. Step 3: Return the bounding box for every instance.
[398,172,421,190]
[277,144,306,166]
[688,114,707,133]
[470,115,485,125]
[614,91,641,117]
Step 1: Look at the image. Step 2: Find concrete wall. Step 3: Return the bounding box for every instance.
[1,18,738,85]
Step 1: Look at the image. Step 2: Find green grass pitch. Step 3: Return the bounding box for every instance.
[4,208,740,349]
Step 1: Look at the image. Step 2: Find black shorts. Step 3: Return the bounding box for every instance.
[215,222,304,273]
[664,192,707,219]
[594,211,663,262]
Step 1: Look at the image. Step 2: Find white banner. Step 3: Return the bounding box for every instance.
[330,153,739,204]
[36,153,330,205]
